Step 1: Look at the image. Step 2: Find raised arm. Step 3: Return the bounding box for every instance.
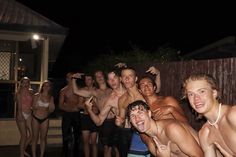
[71,73,96,98]
[146,66,161,93]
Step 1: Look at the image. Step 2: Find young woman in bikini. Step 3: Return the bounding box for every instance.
[31,80,55,157]
[16,77,34,157]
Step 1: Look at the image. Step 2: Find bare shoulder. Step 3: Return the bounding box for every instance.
[34,93,40,99]
[60,86,68,93]
[164,96,178,102]
[226,105,236,127]
[165,120,185,134]
[198,123,211,140]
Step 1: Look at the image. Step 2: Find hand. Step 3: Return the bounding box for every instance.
[153,137,171,157]
[85,96,93,111]
[146,66,160,76]
[72,73,85,79]
[115,115,124,126]
[152,106,172,120]
[114,62,127,68]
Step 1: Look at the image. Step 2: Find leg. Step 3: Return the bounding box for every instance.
[90,132,98,157]
[16,119,27,157]
[61,113,71,157]
[82,130,90,157]
[25,116,33,151]
[39,119,49,157]
[31,117,40,157]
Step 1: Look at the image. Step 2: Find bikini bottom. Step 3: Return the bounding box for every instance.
[32,114,48,124]
[22,112,31,120]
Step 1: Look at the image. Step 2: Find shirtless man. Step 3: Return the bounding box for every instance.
[115,66,159,157]
[72,71,112,157]
[139,76,187,122]
[59,72,84,157]
[183,73,236,157]
[75,74,99,157]
[85,69,125,157]
[127,100,204,157]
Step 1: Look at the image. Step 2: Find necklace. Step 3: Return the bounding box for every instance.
[207,103,222,126]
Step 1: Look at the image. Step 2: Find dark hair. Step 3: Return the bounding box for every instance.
[127,100,150,117]
[121,66,137,77]
[138,75,156,88]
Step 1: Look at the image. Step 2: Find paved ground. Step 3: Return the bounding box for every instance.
[0,143,105,157]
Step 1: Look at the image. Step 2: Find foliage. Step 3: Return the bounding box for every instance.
[85,45,181,73]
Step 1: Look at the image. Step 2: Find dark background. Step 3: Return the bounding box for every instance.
[15,1,236,77]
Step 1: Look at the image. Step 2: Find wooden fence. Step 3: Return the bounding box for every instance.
[132,57,236,105]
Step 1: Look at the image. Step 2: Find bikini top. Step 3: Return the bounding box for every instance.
[37,99,50,108]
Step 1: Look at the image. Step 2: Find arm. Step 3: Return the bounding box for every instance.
[164,96,188,122]
[72,78,94,98]
[15,93,23,121]
[86,97,113,126]
[49,96,55,113]
[167,123,204,157]
[140,133,157,156]
[115,96,126,127]
[146,66,161,93]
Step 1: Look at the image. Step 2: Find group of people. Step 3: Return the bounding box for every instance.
[15,77,55,157]
[15,63,236,157]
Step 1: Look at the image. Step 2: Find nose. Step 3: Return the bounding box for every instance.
[193,93,200,101]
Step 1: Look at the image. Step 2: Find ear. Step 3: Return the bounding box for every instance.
[213,89,218,99]
[135,76,138,82]
[148,110,152,118]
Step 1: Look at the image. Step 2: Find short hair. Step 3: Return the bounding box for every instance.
[120,66,137,77]
[138,75,156,88]
[127,100,150,117]
[183,73,218,96]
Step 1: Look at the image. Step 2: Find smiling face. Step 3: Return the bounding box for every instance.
[128,100,152,133]
[139,77,156,97]
[185,79,218,115]
[121,68,137,89]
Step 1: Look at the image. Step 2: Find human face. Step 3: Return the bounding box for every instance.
[129,105,151,132]
[121,69,137,89]
[185,79,217,114]
[85,76,94,87]
[95,71,105,85]
[21,79,30,89]
[139,78,155,97]
[42,82,51,93]
[107,72,120,90]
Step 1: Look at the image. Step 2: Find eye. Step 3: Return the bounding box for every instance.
[187,93,193,97]
[200,90,205,94]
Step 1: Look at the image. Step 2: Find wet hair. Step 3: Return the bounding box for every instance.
[40,80,53,96]
[107,67,122,77]
[127,100,150,117]
[183,73,218,96]
[138,75,156,88]
[18,76,31,92]
[120,66,137,77]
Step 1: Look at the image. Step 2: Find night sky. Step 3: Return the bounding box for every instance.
[15,1,236,77]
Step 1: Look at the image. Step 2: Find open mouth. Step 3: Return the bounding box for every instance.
[136,121,145,132]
